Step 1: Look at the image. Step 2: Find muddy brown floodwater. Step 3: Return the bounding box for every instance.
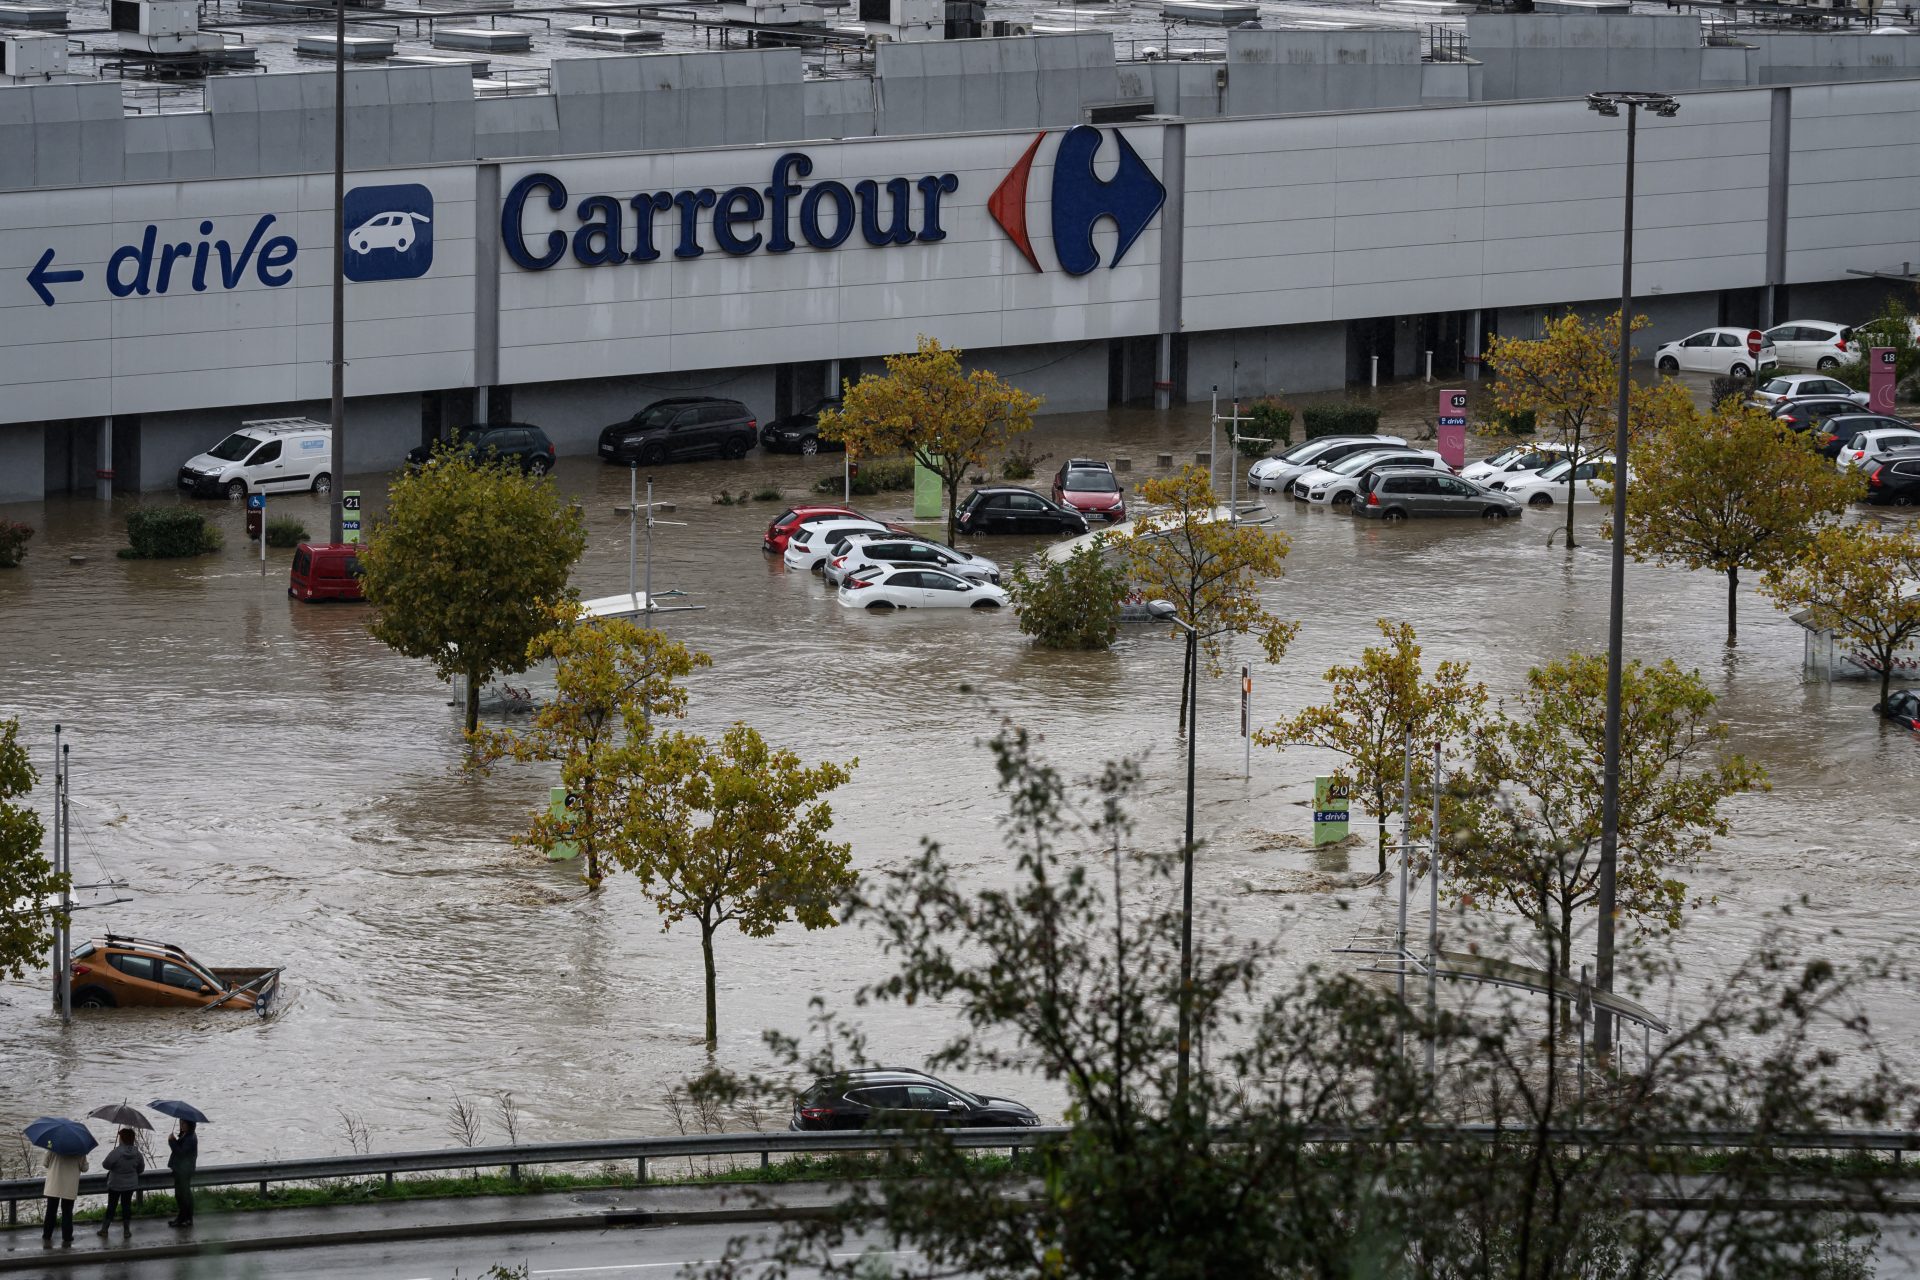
[3,397,1918,1164]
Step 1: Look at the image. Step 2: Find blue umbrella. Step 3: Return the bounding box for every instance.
[24,1118,98,1157]
[148,1100,210,1125]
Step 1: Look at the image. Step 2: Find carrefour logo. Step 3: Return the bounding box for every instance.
[989,125,1164,276]
[497,127,1162,277]
[344,183,433,282]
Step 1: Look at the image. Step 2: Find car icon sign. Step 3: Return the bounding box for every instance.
[349,211,431,255]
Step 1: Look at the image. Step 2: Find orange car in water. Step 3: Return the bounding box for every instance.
[68,936,281,1014]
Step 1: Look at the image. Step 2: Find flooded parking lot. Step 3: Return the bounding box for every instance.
[3,399,1918,1163]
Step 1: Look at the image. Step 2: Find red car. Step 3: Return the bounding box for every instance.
[763,505,861,553]
[288,542,364,602]
[1051,458,1127,523]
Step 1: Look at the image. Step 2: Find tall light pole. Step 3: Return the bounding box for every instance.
[1149,601,1200,1115]
[1585,90,1678,1058]
[327,0,347,544]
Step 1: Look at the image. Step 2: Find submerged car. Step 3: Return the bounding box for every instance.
[790,1068,1040,1130]
[1877,688,1920,731]
[68,936,281,1013]
[1051,458,1128,523]
[838,566,1009,610]
[759,397,844,454]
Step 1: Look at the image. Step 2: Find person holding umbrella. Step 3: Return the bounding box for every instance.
[150,1101,208,1228]
[23,1119,96,1247]
[97,1128,144,1238]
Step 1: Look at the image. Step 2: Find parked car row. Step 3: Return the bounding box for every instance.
[1249,434,1530,521]
[762,504,1011,611]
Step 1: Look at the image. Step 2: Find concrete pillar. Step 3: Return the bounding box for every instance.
[95,417,112,501]
[473,163,502,412]
[1762,87,1791,330]
[827,358,842,398]
[1467,309,1483,381]
[1155,120,1187,411]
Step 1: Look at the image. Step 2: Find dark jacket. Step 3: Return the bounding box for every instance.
[102,1143,144,1191]
[167,1131,198,1173]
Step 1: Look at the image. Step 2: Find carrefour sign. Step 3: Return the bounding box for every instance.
[498,125,1164,277]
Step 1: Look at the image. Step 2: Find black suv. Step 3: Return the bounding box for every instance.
[956,486,1089,536]
[760,397,844,455]
[789,1068,1040,1131]
[406,423,556,474]
[598,398,757,466]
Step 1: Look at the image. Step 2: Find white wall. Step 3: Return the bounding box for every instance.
[1784,81,1920,287]
[1181,92,1775,335]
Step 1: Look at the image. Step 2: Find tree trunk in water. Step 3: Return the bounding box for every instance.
[464,672,480,735]
[1374,788,1389,875]
[945,479,959,549]
[1882,661,1894,711]
[1563,477,1577,548]
[1558,908,1573,981]
[700,922,718,1052]
[1726,567,1739,645]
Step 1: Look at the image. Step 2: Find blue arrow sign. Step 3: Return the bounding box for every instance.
[28,248,83,307]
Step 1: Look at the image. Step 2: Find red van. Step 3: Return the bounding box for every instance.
[288,542,364,602]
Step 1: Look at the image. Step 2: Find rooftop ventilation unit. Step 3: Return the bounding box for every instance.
[861,0,938,40]
[2,31,66,77]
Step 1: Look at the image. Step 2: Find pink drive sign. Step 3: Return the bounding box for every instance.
[1869,348,1898,415]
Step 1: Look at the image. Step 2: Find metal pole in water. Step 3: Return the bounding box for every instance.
[1241,665,1251,781]
[627,465,638,602]
[1396,735,1412,1047]
[50,725,62,1021]
[1426,740,1441,1082]
[1371,354,1379,389]
[643,475,655,625]
[60,742,71,1024]
[1209,386,1218,493]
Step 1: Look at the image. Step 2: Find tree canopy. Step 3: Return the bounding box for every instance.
[1614,393,1861,643]
[626,723,856,1050]
[1123,466,1298,732]
[0,718,63,983]
[1763,522,1920,709]
[1005,540,1129,651]
[359,453,588,733]
[1443,653,1764,977]
[1257,619,1485,874]
[469,617,710,888]
[817,335,1042,544]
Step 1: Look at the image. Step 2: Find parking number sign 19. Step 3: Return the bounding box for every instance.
[1436,389,1468,469]
[342,490,361,545]
[1870,347,1897,414]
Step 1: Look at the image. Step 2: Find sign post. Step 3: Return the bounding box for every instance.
[547,786,580,862]
[913,456,943,521]
[1240,665,1252,780]
[341,490,361,545]
[246,493,266,574]
[1436,389,1468,470]
[1312,776,1350,847]
[1746,329,1763,362]
[1870,347,1898,415]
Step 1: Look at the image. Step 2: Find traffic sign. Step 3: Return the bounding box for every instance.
[1313,776,1350,846]
[1870,347,1898,414]
[342,490,362,545]
[1436,389,1468,468]
[1746,329,1763,358]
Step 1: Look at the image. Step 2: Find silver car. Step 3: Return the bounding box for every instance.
[1353,467,1525,521]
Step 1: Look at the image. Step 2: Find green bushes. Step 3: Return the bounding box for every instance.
[265,516,309,549]
[1490,407,1537,436]
[814,456,915,496]
[1005,543,1127,651]
[0,521,30,568]
[1238,399,1294,457]
[1301,404,1383,439]
[120,507,221,559]
[1000,439,1048,481]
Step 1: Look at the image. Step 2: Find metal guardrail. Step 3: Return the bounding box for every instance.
[0,1127,1068,1224]
[7,1124,1920,1225]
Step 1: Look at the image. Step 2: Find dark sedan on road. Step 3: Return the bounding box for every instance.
[406,424,556,474]
[955,486,1089,536]
[598,397,758,465]
[790,1068,1040,1131]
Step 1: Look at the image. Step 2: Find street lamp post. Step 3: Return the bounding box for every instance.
[1150,601,1201,1115]
[1585,89,1678,1058]
[327,0,347,544]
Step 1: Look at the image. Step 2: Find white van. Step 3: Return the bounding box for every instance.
[177,419,333,499]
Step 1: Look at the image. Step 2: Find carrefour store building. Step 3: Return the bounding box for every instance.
[2,20,1919,503]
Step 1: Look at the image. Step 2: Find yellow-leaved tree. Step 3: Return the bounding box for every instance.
[1613,393,1863,645]
[1256,620,1485,875]
[1483,310,1644,550]
[469,615,711,889]
[1763,522,1920,710]
[818,335,1043,545]
[1123,465,1299,733]
[1443,654,1764,978]
[626,724,856,1051]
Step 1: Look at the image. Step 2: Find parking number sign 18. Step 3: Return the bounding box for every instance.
[1870,347,1898,414]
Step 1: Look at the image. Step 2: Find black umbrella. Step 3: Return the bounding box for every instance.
[148,1100,210,1125]
[88,1104,153,1131]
